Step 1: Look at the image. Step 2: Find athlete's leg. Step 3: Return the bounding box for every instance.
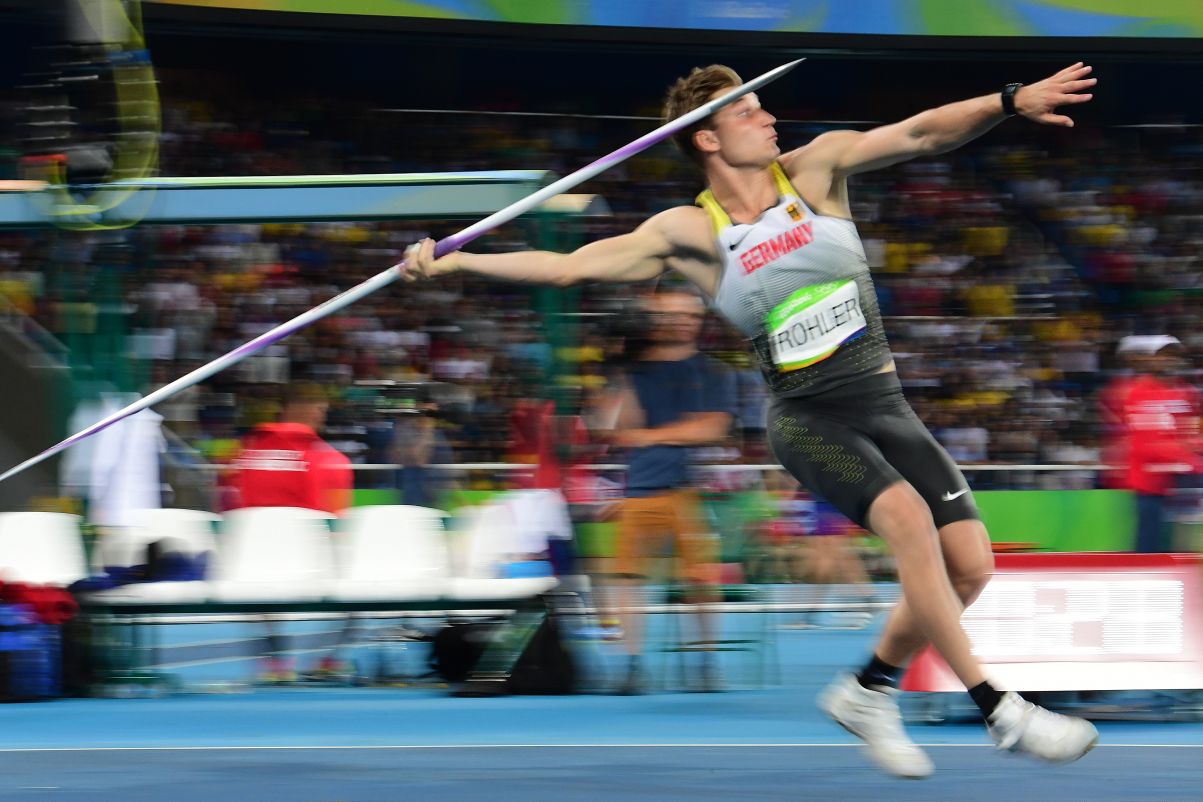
[863,414,1097,765]
[873,517,993,667]
[863,483,987,688]
[768,407,936,778]
[860,394,992,675]
[836,484,1097,771]
[774,379,1095,776]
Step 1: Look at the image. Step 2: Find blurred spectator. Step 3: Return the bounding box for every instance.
[797,497,876,629]
[390,402,452,509]
[232,382,351,514]
[755,470,810,584]
[60,391,165,532]
[594,289,735,695]
[1101,336,1203,552]
[507,398,594,579]
[231,381,352,682]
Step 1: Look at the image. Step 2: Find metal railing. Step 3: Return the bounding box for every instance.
[169,460,1111,498]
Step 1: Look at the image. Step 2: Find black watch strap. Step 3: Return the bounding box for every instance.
[1001,82,1023,117]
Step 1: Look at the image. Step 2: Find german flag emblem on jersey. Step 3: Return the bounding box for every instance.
[786,202,802,221]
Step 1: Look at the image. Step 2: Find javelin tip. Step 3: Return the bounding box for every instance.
[735,58,806,95]
[768,58,806,77]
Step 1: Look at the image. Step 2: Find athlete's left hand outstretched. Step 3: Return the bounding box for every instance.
[1015,63,1096,127]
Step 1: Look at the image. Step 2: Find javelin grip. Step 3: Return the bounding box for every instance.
[0,58,803,485]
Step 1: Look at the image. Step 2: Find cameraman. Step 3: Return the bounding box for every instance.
[599,288,736,694]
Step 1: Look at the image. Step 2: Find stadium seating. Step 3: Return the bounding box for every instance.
[448,502,559,602]
[87,508,218,604]
[0,512,88,586]
[209,506,337,602]
[330,504,453,601]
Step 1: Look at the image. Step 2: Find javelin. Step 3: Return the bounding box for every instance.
[0,58,803,485]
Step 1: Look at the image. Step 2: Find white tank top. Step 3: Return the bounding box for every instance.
[700,162,891,398]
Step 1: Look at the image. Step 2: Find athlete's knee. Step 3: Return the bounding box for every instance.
[939,518,994,605]
[866,482,938,553]
[950,561,990,605]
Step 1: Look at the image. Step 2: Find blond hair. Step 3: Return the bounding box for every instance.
[662,64,742,166]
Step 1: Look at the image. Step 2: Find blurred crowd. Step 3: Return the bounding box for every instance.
[0,69,1202,513]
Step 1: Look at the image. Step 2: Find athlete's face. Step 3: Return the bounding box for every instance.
[701,90,779,166]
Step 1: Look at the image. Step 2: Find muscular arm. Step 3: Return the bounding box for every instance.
[796,95,1008,178]
[784,63,1095,179]
[457,223,669,287]
[404,206,717,290]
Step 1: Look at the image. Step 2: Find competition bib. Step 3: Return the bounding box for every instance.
[766,280,865,371]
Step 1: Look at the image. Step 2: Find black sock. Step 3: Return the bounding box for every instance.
[969,681,1005,719]
[856,654,904,691]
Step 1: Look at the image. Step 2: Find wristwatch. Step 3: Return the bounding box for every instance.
[1001,82,1023,117]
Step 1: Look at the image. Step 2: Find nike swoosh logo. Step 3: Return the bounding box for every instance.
[728,230,752,251]
[941,488,970,502]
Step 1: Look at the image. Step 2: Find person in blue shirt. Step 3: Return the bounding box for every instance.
[599,289,736,693]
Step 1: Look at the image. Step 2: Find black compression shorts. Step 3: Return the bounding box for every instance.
[766,371,979,530]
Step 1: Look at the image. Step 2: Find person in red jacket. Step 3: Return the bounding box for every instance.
[232,382,353,681]
[234,383,351,514]
[1104,336,1203,553]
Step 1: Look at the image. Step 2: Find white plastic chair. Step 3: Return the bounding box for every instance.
[91,508,218,571]
[210,507,337,602]
[0,512,88,586]
[330,505,451,602]
[448,502,558,602]
[87,508,219,604]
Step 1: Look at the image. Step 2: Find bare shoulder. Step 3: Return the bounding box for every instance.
[780,130,861,175]
[779,131,861,217]
[646,205,722,295]
[645,205,712,247]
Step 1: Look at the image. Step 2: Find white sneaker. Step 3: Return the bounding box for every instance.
[987,691,1099,763]
[818,673,934,779]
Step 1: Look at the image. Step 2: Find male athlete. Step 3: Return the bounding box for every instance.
[405,61,1099,779]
